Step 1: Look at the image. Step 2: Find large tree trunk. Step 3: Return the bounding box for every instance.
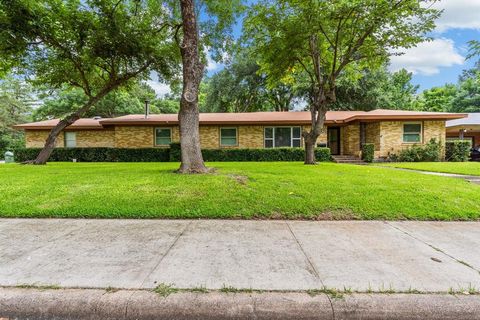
[303,104,327,165]
[31,93,109,165]
[303,133,317,164]
[178,0,207,174]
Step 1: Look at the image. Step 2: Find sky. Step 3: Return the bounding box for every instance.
[148,0,480,96]
[388,0,480,91]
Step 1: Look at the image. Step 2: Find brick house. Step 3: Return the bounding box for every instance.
[14,109,465,160]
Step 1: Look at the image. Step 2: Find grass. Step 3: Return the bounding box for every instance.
[0,162,479,220]
[153,283,178,297]
[376,162,480,176]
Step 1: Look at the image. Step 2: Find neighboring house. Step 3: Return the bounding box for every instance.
[14,109,465,160]
[446,113,480,148]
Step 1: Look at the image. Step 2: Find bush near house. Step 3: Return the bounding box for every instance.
[445,140,471,162]
[390,139,442,162]
[361,143,375,163]
[15,146,332,163]
[14,148,171,162]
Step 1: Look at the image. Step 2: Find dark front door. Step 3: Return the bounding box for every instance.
[327,127,340,155]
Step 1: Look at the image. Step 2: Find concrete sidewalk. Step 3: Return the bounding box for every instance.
[0,219,479,293]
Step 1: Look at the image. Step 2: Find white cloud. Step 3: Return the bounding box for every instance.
[433,0,480,32]
[146,71,172,98]
[206,54,222,72]
[146,80,171,97]
[389,38,464,75]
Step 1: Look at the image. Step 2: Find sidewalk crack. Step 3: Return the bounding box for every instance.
[285,221,321,280]
[385,222,480,275]
[285,222,336,320]
[139,220,194,288]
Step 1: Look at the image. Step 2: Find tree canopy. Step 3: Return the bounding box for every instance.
[0,0,181,163]
[202,52,298,113]
[33,82,179,120]
[0,76,34,157]
[244,0,440,163]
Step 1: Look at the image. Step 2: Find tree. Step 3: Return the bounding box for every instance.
[334,66,418,111]
[0,76,34,157]
[245,0,439,164]
[450,74,480,113]
[0,0,179,164]
[414,84,456,112]
[413,61,480,113]
[33,82,176,120]
[174,0,242,173]
[203,54,297,113]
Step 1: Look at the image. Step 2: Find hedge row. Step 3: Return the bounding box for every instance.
[15,146,331,162]
[14,148,170,162]
[445,140,471,162]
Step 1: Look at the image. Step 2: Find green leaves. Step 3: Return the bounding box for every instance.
[0,0,180,96]
[245,0,440,103]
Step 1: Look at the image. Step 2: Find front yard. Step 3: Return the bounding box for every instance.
[377,162,480,176]
[0,162,478,220]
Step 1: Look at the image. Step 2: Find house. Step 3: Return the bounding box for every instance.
[14,109,465,160]
[446,113,480,148]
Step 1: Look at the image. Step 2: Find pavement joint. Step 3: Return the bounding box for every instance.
[139,220,194,288]
[285,221,322,282]
[385,221,480,276]
[284,221,336,319]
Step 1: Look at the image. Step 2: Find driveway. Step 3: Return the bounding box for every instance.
[0,219,479,292]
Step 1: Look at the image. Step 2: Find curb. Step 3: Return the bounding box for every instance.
[0,288,479,320]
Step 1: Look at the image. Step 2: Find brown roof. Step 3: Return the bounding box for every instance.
[14,110,466,129]
[13,118,109,130]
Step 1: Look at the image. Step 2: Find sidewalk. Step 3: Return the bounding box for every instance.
[1,219,479,292]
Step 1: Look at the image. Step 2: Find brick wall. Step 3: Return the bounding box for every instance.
[76,130,115,148]
[341,123,360,156]
[25,130,63,148]
[25,130,114,148]
[115,126,180,148]
[379,121,446,158]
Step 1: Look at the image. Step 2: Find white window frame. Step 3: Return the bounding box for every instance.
[64,131,76,148]
[154,127,172,146]
[219,127,238,147]
[402,122,422,144]
[264,126,302,148]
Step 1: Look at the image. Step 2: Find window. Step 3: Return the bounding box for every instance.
[155,128,172,146]
[264,127,301,148]
[64,132,76,148]
[220,128,237,146]
[403,123,422,143]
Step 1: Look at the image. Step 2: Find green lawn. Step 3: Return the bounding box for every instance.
[0,162,478,220]
[376,162,480,176]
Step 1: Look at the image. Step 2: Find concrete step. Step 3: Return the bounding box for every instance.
[332,155,367,164]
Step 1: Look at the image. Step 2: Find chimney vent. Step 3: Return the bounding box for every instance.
[144,100,150,119]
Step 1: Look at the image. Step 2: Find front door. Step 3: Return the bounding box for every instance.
[327,127,340,155]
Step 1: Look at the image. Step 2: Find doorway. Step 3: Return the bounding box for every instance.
[327,127,341,155]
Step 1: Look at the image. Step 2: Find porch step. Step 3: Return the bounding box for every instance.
[332,155,367,165]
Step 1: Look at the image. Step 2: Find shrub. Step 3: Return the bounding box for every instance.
[15,146,332,163]
[201,147,331,162]
[396,139,442,162]
[361,143,375,163]
[169,142,181,162]
[445,140,471,162]
[14,148,170,163]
